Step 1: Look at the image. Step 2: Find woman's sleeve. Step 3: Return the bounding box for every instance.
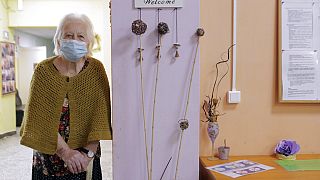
[19,65,40,137]
[20,64,58,154]
[87,62,112,142]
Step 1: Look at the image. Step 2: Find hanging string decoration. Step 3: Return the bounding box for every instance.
[131,9,151,180]
[174,28,205,180]
[157,22,169,35]
[156,12,169,59]
[173,43,181,58]
[137,47,145,61]
[150,9,170,180]
[178,119,189,131]
[156,44,161,59]
[173,8,181,58]
[132,20,147,35]
[196,28,205,37]
[156,22,169,58]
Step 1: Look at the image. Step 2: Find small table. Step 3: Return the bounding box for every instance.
[200,154,320,180]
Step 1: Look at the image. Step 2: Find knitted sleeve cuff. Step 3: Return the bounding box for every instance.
[20,134,57,155]
[88,130,112,142]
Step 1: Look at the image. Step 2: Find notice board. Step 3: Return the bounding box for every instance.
[279,0,320,103]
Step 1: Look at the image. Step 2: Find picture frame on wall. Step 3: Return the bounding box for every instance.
[1,41,16,95]
[278,0,320,103]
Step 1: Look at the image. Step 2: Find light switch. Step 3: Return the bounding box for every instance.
[228,91,241,104]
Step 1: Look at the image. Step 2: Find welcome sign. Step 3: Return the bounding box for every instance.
[135,0,183,8]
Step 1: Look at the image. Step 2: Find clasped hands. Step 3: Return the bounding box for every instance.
[58,147,93,174]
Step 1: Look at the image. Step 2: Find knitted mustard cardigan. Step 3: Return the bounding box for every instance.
[20,56,112,155]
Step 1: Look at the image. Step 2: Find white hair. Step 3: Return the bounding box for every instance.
[53,13,95,56]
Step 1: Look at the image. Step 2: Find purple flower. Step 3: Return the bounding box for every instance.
[275,140,300,156]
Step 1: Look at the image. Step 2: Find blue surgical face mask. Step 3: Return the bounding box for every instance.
[59,39,88,62]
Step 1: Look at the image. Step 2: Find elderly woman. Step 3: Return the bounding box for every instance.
[20,13,112,179]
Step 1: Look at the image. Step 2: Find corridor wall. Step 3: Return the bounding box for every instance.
[0,0,16,136]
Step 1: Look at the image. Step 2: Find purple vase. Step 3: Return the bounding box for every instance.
[207,121,219,160]
[207,121,219,143]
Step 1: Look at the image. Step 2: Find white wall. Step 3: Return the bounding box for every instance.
[14,30,53,57]
[0,0,13,42]
[8,0,111,79]
[14,30,52,104]
[17,46,46,104]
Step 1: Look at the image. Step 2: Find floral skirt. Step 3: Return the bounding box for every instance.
[32,156,102,180]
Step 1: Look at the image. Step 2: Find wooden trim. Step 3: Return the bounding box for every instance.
[278,0,283,103]
[0,131,16,139]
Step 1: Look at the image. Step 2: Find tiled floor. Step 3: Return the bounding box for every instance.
[0,128,113,180]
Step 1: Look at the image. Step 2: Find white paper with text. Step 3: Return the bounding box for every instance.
[282,51,319,100]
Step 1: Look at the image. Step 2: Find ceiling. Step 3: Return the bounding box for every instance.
[14,27,56,39]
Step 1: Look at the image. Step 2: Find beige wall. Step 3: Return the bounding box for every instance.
[200,0,320,156]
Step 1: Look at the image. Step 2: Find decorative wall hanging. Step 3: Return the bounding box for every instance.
[157,22,169,36]
[112,0,199,179]
[174,28,204,180]
[202,44,234,161]
[150,8,170,180]
[131,9,151,180]
[132,19,147,36]
[135,0,184,8]
[156,11,169,59]
[173,8,180,58]
[1,41,16,95]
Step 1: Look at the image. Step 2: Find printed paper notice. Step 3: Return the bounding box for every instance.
[282,2,314,50]
[282,51,319,100]
[206,160,274,178]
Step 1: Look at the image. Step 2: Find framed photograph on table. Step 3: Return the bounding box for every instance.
[1,41,16,95]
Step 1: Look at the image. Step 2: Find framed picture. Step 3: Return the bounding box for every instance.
[278,0,320,103]
[1,41,16,95]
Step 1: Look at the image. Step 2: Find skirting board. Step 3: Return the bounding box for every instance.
[0,131,16,139]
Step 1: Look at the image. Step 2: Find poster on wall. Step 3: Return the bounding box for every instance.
[135,0,183,8]
[1,42,16,95]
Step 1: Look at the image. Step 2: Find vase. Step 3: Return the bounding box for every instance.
[207,121,219,160]
[276,153,296,160]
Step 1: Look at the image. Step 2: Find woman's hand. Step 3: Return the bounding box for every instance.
[61,148,88,174]
[79,152,94,169]
[56,133,90,174]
